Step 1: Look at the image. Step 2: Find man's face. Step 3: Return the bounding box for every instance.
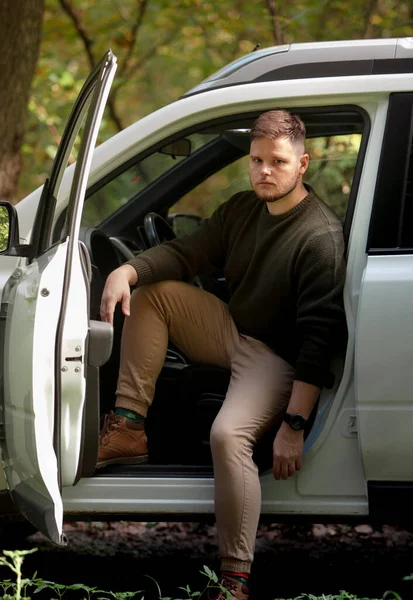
[249,136,308,203]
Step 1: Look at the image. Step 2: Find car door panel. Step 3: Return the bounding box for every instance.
[0,51,117,543]
[355,93,413,484]
[1,243,67,543]
[356,255,413,481]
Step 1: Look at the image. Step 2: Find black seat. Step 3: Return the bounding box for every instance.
[146,363,319,472]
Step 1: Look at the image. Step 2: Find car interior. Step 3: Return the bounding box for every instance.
[71,106,368,479]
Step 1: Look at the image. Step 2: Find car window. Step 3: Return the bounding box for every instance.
[305,133,361,220]
[82,132,218,227]
[169,133,362,223]
[170,155,251,220]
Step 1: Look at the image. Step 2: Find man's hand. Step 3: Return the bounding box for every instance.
[100,264,138,324]
[272,422,304,480]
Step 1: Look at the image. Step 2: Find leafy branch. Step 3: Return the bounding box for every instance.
[57,0,124,131]
[57,0,180,132]
[110,25,180,98]
[58,0,96,67]
[118,0,150,80]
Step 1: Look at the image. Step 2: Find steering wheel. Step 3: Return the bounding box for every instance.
[143,211,204,289]
[144,212,176,246]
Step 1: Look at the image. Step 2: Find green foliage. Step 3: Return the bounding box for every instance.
[0,206,9,251]
[0,551,233,599]
[277,593,405,600]
[17,0,413,201]
[0,549,412,600]
[0,548,143,599]
[0,548,39,599]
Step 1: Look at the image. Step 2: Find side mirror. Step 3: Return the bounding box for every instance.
[0,201,21,255]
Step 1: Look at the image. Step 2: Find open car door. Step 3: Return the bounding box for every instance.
[0,52,117,544]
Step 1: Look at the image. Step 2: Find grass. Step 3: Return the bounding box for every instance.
[0,548,408,600]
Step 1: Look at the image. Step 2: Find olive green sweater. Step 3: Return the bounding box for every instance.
[129,187,346,388]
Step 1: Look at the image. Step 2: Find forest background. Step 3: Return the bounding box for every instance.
[0,0,413,209]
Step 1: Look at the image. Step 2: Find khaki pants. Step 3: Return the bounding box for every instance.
[116,281,294,573]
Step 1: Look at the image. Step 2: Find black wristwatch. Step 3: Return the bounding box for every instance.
[283,412,307,431]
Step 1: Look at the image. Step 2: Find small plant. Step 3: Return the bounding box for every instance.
[0,548,411,600]
[0,548,38,599]
[0,548,143,599]
[276,594,383,600]
[142,565,231,599]
[0,550,232,599]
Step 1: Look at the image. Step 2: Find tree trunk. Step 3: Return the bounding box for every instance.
[266,0,284,46]
[363,0,379,38]
[0,0,44,203]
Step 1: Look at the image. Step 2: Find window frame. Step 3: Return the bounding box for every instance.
[367,93,413,254]
[81,104,370,242]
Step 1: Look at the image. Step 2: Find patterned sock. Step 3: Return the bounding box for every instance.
[115,407,145,423]
[222,571,249,586]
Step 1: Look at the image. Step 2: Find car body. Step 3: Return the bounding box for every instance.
[0,37,413,546]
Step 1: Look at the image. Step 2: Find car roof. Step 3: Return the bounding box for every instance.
[183,37,413,97]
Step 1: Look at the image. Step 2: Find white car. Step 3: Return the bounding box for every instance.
[0,37,413,547]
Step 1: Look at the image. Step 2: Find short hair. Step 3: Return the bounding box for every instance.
[250,109,306,151]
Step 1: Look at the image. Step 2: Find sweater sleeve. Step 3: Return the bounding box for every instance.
[127,201,227,285]
[293,229,346,388]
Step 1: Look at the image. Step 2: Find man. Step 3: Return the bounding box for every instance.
[98,109,346,600]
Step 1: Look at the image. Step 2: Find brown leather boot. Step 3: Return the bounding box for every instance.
[97,411,148,468]
[205,576,249,600]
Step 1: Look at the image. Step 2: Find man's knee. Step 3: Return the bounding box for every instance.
[210,418,250,457]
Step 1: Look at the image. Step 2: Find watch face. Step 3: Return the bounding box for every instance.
[291,416,302,430]
[288,414,306,430]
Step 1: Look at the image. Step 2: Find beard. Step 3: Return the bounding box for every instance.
[251,172,301,203]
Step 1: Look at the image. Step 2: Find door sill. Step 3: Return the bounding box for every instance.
[92,464,214,478]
